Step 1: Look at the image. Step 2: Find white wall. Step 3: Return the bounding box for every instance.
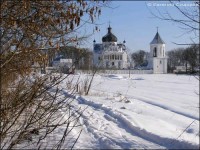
[150,43,167,73]
[153,58,167,74]
[93,44,129,69]
[75,69,153,74]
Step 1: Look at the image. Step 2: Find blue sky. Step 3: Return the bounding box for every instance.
[79,1,198,52]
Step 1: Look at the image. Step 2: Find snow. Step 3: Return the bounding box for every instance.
[17,73,200,149]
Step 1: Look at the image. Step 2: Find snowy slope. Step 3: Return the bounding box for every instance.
[17,73,199,149]
[54,73,198,149]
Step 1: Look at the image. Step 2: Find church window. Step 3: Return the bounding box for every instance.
[160,60,162,64]
[163,49,164,57]
[153,47,157,57]
[112,62,115,66]
[120,55,122,60]
[112,55,114,60]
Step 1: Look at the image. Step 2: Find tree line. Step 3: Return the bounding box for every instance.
[131,50,148,68]
[167,45,199,73]
[59,46,93,70]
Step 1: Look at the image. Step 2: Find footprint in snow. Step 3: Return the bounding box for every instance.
[186,128,194,133]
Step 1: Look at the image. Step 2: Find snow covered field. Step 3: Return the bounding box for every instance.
[17,73,199,149]
[55,73,199,149]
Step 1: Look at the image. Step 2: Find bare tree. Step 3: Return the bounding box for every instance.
[167,48,185,72]
[148,0,199,75]
[167,45,199,73]
[131,50,147,67]
[0,0,108,149]
[148,0,199,45]
[148,1,200,144]
[183,44,199,72]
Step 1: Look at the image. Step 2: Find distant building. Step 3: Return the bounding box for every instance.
[173,66,188,73]
[52,55,74,73]
[93,25,129,69]
[147,30,168,74]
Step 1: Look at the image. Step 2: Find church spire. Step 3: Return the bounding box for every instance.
[108,25,111,33]
[108,21,111,33]
[150,28,165,44]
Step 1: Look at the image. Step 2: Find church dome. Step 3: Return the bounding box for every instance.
[102,26,117,42]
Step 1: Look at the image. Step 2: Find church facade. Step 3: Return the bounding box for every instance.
[93,26,129,69]
[147,31,168,74]
[93,26,167,73]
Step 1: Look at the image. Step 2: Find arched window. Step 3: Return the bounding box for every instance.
[112,55,114,60]
[120,55,122,60]
[163,49,164,57]
[153,47,157,57]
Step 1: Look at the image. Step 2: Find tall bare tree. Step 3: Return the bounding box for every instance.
[148,1,199,144]
[0,0,108,149]
[148,0,199,45]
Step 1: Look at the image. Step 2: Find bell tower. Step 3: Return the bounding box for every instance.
[149,28,167,73]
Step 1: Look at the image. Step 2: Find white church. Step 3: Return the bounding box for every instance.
[93,26,167,73]
[93,25,129,69]
[147,30,168,74]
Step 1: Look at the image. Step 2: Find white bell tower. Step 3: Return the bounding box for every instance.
[149,28,167,73]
